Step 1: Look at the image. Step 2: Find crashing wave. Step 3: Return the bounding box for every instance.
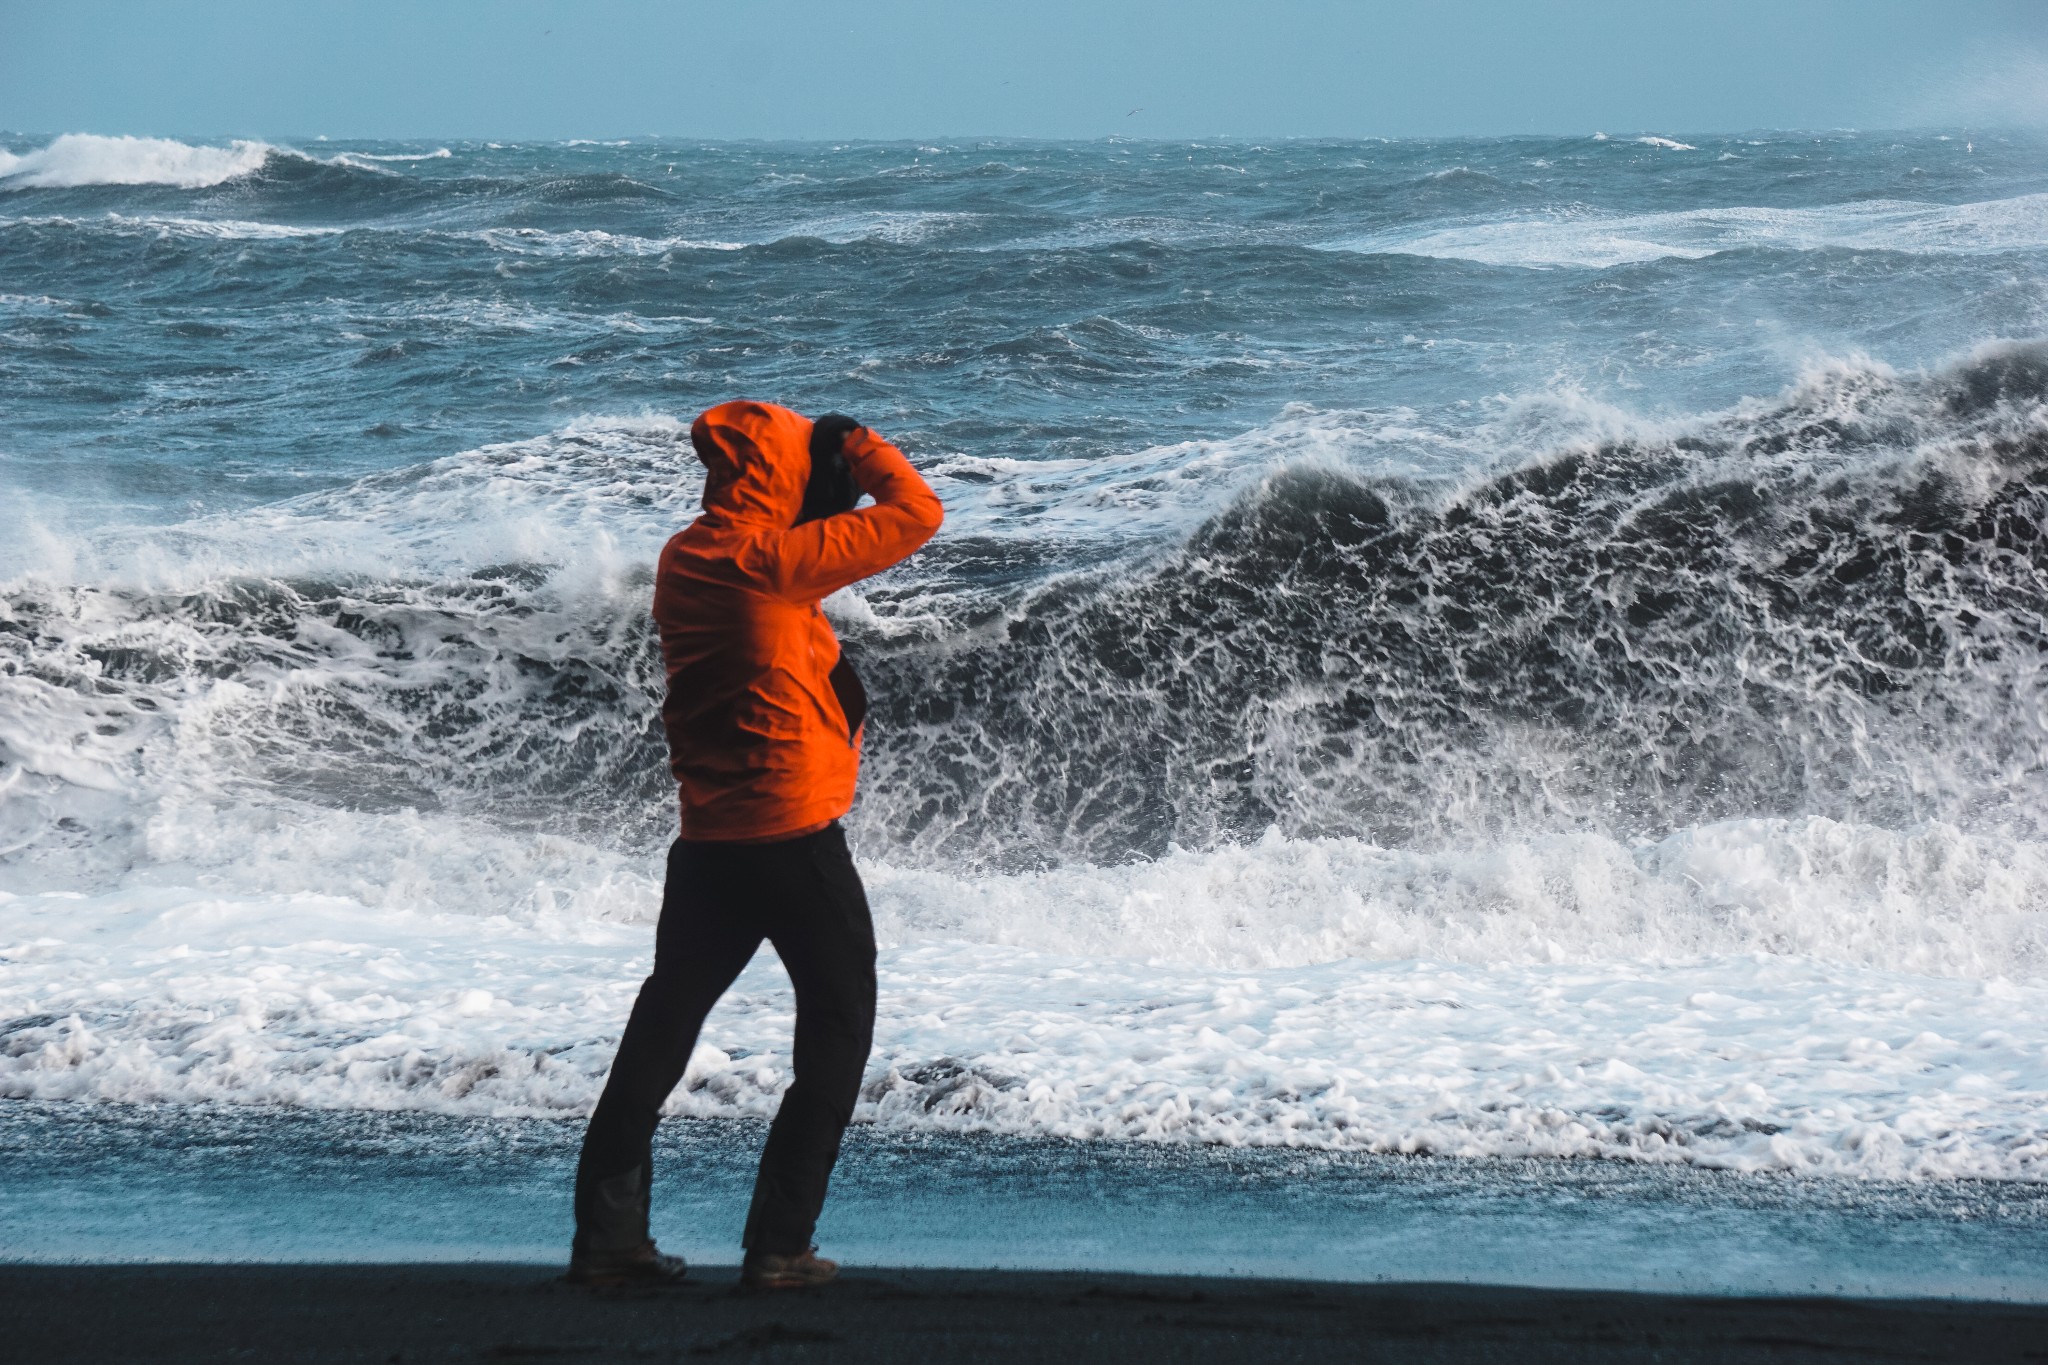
[0,133,280,189]
[855,341,2048,861]
[8,343,2048,879]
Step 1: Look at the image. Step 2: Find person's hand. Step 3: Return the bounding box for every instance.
[799,414,864,524]
[811,413,862,455]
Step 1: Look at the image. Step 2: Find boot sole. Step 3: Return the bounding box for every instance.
[740,1273,838,1291]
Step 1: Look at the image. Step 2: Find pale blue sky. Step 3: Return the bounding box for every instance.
[4,0,2046,141]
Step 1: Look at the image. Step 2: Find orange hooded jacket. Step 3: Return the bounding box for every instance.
[655,400,943,842]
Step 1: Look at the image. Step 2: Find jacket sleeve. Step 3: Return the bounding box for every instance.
[755,426,944,602]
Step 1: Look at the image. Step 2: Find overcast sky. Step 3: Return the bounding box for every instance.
[5,0,2047,142]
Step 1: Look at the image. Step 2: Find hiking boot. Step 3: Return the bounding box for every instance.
[571,1161,684,1286]
[740,1245,838,1290]
[566,1240,689,1287]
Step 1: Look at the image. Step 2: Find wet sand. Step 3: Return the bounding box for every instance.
[2,1264,2044,1363]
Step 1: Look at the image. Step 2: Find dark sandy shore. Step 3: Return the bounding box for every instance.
[2,1264,2043,1363]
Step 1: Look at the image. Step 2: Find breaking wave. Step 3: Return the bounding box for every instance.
[1340,192,2048,268]
[858,341,2048,863]
[8,344,2048,885]
[0,134,280,189]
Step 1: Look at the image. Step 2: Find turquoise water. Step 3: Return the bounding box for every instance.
[5,1104,2047,1300]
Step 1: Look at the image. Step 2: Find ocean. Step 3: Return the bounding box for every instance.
[4,129,2048,1232]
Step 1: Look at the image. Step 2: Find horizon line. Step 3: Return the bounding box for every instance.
[2,125,2041,146]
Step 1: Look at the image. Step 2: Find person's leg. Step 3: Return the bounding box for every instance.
[741,823,878,1256]
[574,838,762,1256]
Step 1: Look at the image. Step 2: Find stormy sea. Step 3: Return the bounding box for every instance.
[4,129,2047,1293]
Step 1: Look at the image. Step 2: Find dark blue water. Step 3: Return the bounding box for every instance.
[5,132,2045,514]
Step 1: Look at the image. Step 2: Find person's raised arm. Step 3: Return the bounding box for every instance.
[755,425,943,602]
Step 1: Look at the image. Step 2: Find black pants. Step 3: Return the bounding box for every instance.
[574,823,877,1256]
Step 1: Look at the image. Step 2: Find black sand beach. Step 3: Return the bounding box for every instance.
[2,1264,2043,1363]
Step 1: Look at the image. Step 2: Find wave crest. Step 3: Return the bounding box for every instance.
[854,341,2048,862]
[1338,192,2048,268]
[10,345,2048,883]
[0,133,279,189]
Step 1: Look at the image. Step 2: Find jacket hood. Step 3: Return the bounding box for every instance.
[691,399,814,528]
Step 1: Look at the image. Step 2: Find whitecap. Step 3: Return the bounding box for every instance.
[1327,192,2048,268]
[470,226,746,257]
[0,133,279,189]
[337,148,453,163]
[0,212,341,241]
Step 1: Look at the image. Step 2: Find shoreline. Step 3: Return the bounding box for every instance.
[3,1263,2045,1363]
[9,1104,2048,1299]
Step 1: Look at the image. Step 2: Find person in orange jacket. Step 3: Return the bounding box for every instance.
[569,400,943,1290]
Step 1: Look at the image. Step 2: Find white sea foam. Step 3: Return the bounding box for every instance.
[470,213,1008,255]
[0,212,343,241]
[6,218,742,255]
[873,821,2048,978]
[470,226,746,257]
[1637,136,1698,151]
[0,292,77,310]
[2,817,2045,1176]
[1332,193,2048,268]
[0,134,465,193]
[0,414,696,586]
[780,210,988,245]
[919,405,1456,548]
[331,149,453,165]
[4,571,2046,1179]
[0,402,1487,588]
[0,134,278,189]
